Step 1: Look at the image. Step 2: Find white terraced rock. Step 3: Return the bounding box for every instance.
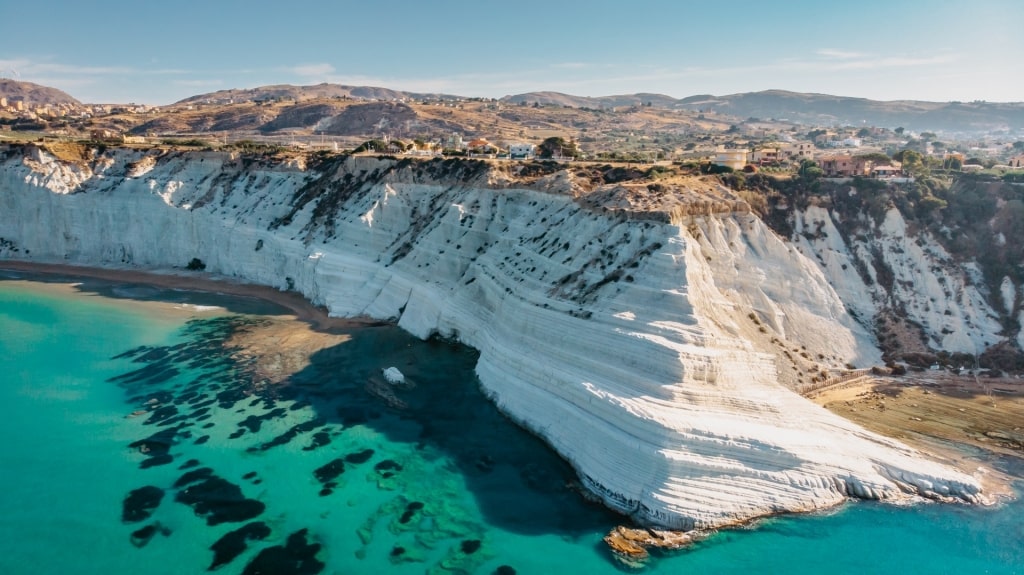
[0,146,983,530]
[791,205,1002,354]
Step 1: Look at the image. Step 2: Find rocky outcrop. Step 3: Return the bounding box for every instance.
[0,145,983,531]
[791,204,1005,356]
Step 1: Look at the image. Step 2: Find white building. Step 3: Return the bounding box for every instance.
[446,133,465,150]
[750,147,781,164]
[509,143,535,160]
[783,142,815,161]
[712,146,748,170]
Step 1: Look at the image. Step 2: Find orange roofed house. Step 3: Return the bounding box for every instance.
[467,138,498,156]
[819,155,872,177]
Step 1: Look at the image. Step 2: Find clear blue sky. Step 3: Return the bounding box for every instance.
[2,0,1021,104]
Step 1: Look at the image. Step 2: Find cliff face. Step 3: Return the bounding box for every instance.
[0,145,984,530]
[792,205,1005,355]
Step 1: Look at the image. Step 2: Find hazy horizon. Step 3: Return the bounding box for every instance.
[2,0,1022,105]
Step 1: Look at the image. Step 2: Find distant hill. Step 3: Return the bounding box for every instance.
[670,90,1024,133]
[504,89,1024,133]
[0,79,81,106]
[8,78,1023,139]
[175,83,462,105]
[173,83,1024,134]
[500,91,678,109]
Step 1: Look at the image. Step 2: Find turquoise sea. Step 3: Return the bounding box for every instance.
[0,274,1020,575]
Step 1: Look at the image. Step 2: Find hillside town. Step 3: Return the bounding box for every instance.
[3,81,1024,181]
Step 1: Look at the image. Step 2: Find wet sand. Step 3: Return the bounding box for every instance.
[0,260,373,332]
[0,260,449,406]
[809,373,1024,499]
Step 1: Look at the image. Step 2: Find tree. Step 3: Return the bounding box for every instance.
[352,139,387,153]
[918,195,948,214]
[856,152,892,165]
[894,127,905,135]
[1013,141,1024,151]
[798,159,823,179]
[920,132,937,140]
[894,149,925,176]
[536,136,579,159]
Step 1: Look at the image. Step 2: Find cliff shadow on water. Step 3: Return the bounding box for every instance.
[279,327,622,535]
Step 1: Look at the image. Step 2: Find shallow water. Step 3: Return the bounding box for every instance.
[0,277,1020,575]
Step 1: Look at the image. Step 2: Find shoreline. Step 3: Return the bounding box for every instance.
[7,258,1020,497]
[3,257,1021,564]
[809,374,1024,501]
[0,259,379,332]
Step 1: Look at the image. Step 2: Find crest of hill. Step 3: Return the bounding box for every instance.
[500,91,677,109]
[174,83,461,105]
[673,89,1024,132]
[168,83,1024,133]
[0,79,81,106]
[130,98,470,136]
[504,88,1024,132]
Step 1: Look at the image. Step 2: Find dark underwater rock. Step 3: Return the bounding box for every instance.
[241,528,323,575]
[122,486,164,523]
[209,521,271,571]
[344,448,374,465]
[174,471,265,526]
[313,459,345,484]
[461,539,482,555]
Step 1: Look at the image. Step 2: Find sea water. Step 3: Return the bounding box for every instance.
[0,275,1020,575]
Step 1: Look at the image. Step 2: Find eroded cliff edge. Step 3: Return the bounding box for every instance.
[0,144,984,530]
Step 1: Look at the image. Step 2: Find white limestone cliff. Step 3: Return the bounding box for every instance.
[791,204,1003,355]
[0,146,983,531]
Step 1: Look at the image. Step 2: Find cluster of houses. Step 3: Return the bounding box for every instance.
[711,144,816,170]
[818,155,904,178]
[88,129,146,144]
[371,133,538,160]
[713,145,917,179]
[0,97,83,120]
[0,96,151,124]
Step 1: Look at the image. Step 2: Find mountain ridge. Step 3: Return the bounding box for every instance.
[172,83,1024,132]
[7,79,1024,135]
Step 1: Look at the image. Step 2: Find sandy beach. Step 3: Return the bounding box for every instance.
[809,373,1024,499]
[0,260,376,332]
[0,259,394,392]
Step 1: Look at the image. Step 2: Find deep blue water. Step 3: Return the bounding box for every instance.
[0,275,1020,575]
